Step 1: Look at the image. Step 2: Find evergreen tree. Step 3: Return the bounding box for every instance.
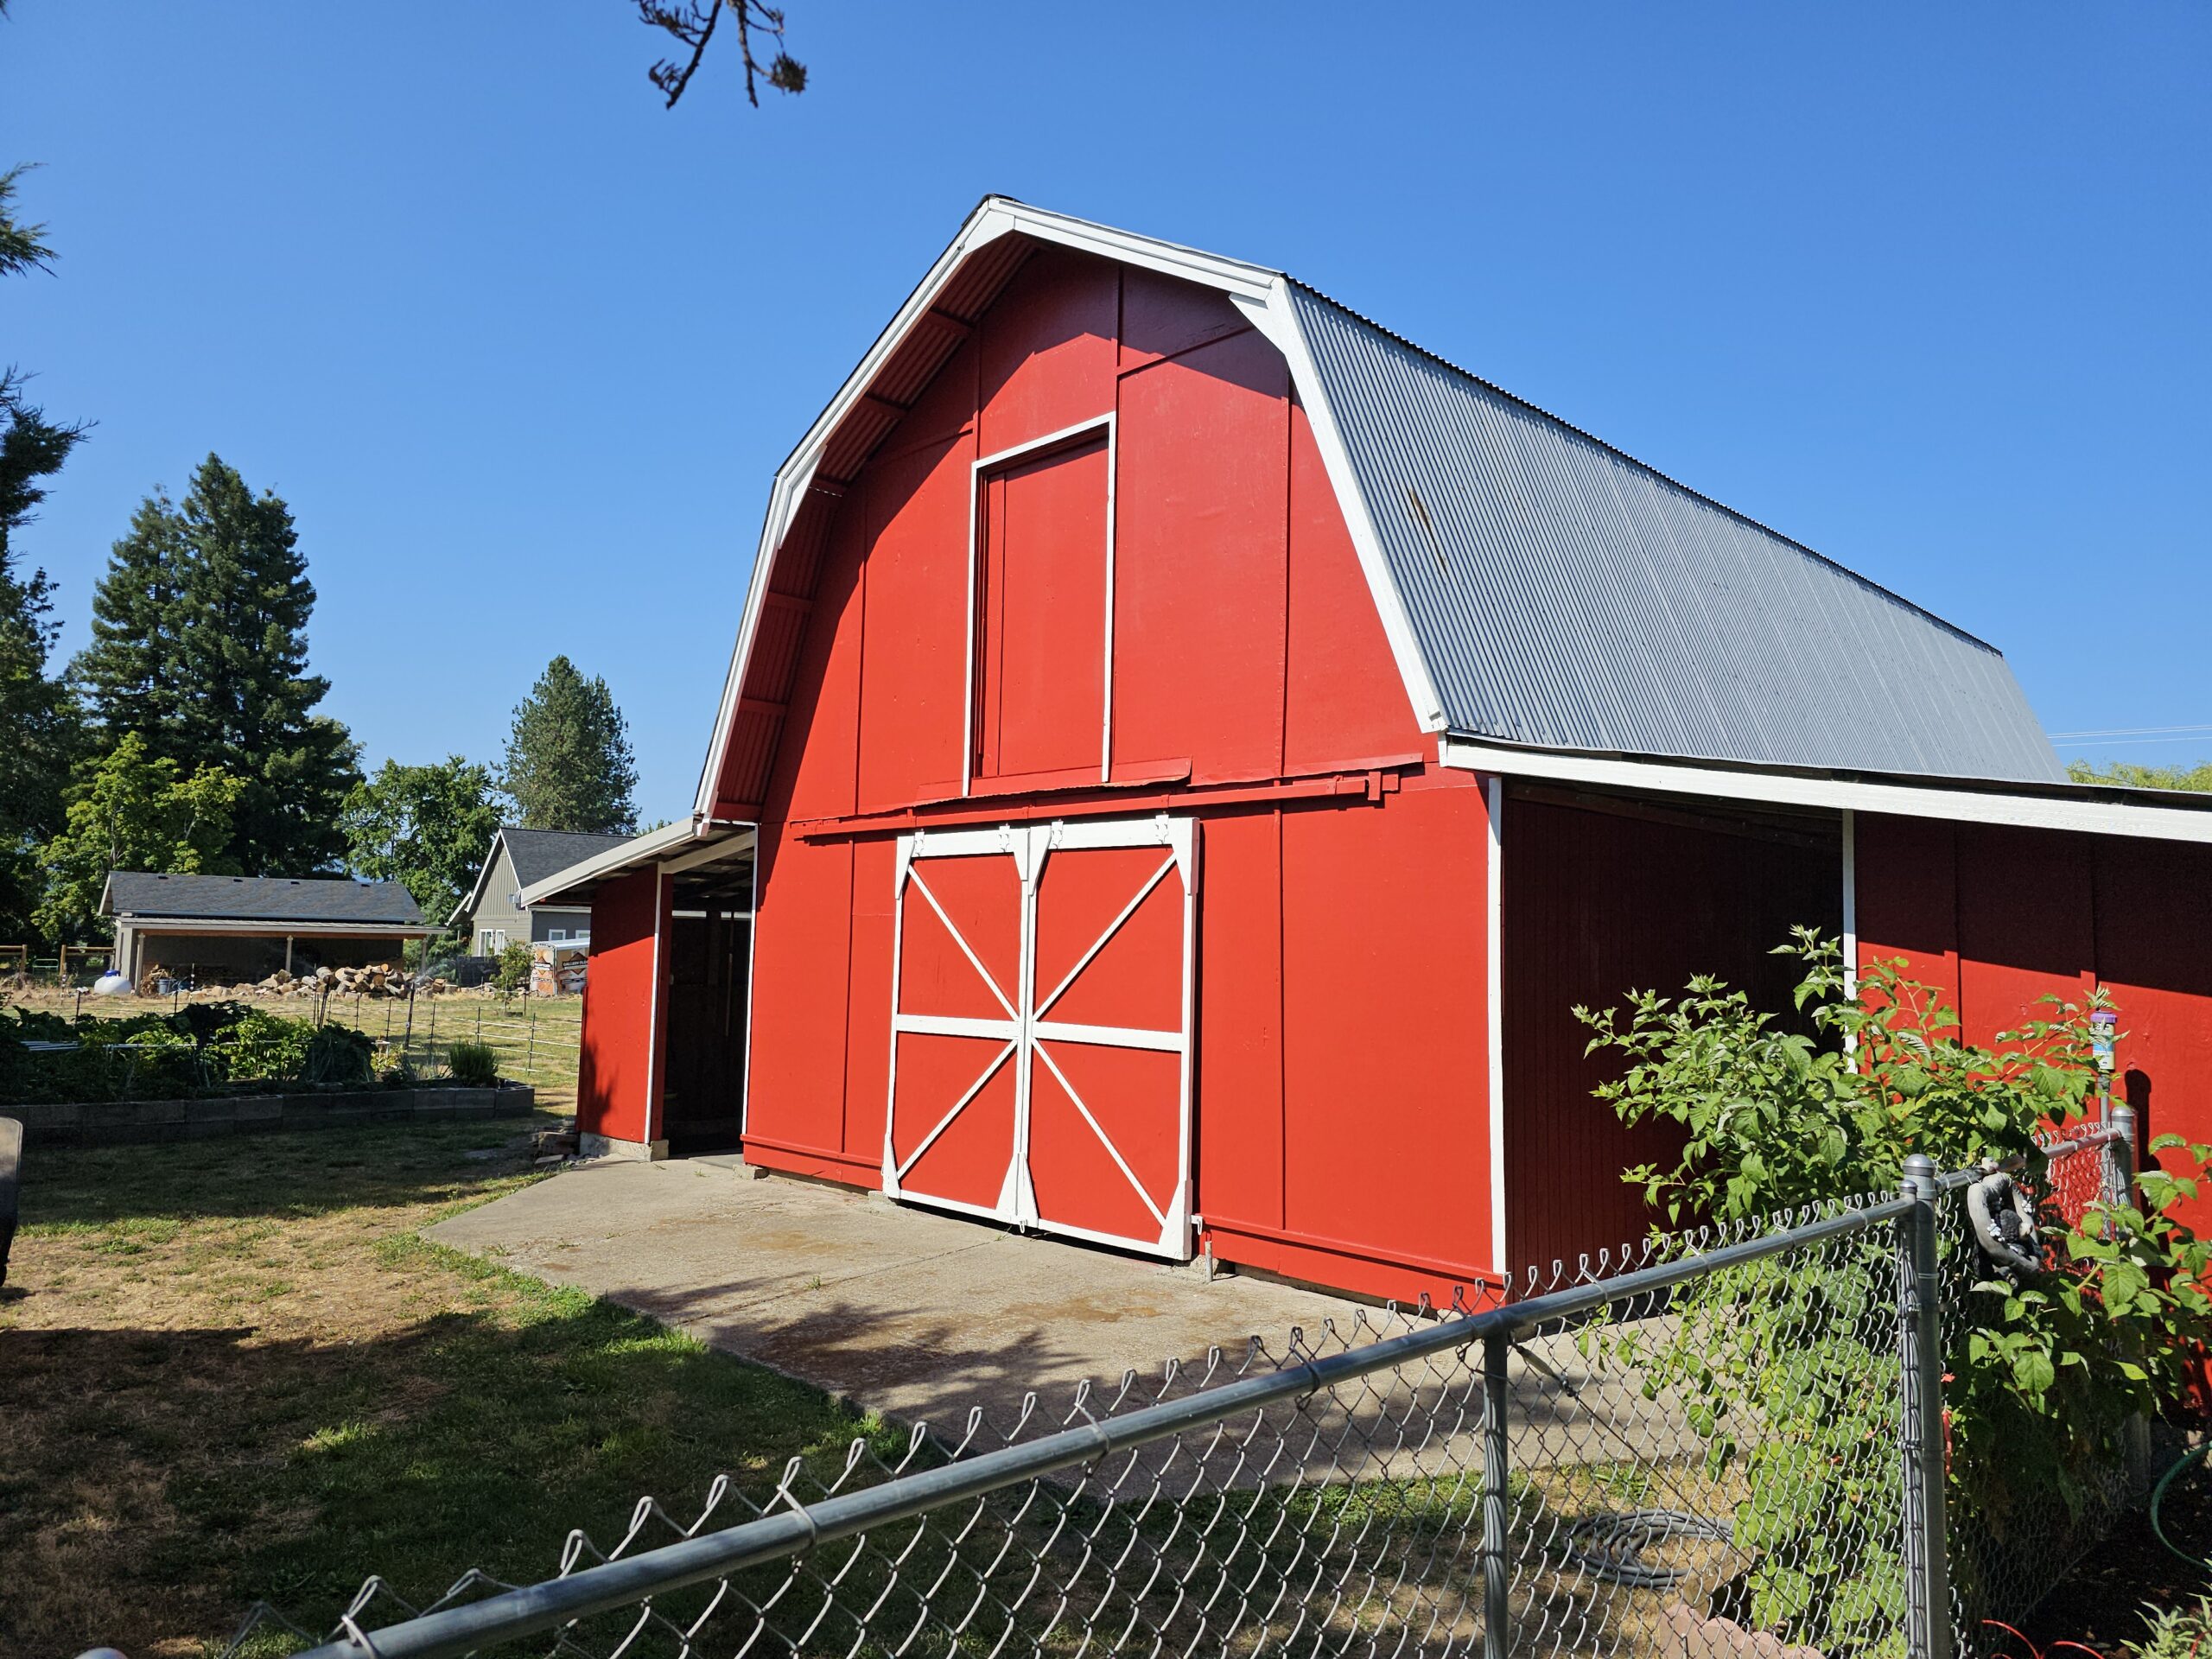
[503,656,639,834]
[0,162,90,938]
[74,488,187,744]
[340,755,505,938]
[74,454,361,875]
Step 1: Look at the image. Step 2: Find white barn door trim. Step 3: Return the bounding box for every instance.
[884,815,1196,1257]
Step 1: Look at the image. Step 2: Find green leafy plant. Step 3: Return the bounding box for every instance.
[0,1001,384,1103]
[205,1006,315,1084]
[2133,1594,2212,1659]
[1579,930,2212,1655]
[493,940,533,993]
[445,1039,499,1088]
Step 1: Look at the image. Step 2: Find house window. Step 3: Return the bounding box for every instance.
[480,928,507,954]
[971,426,1112,785]
[547,928,567,942]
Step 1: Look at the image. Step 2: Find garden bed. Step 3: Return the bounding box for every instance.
[8,1082,536,1148]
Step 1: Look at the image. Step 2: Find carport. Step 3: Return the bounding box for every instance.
[519,818,759,1159]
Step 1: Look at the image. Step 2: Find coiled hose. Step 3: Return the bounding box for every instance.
[2152,1442,2210,1570]
[1563,1509,1734,1589]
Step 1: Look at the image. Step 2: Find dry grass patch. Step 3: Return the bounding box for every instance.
[0,1105,878,1658]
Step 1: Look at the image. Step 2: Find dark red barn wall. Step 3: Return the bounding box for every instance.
[578,868,669,1147]
[1857,814,2212,1235]
[1500,791,1844,1279]
[728,245,1499,1301]
[1197,772,1494,1305]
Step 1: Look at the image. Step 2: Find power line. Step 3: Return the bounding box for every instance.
[2050,722,2212,741]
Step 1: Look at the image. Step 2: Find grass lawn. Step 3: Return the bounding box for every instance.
[0,1103,884,1658]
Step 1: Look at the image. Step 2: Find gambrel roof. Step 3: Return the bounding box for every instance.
[697,199,2063,814]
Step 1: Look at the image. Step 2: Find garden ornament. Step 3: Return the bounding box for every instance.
[1967,1160,2042,1283]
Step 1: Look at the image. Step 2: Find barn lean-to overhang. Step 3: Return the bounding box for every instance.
[690,196,1452,823]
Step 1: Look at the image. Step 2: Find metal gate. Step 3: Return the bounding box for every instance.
[884,816,1195,1256]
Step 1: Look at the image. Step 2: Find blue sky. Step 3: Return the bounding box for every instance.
[5,4,2208,816]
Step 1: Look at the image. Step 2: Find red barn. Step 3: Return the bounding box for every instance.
[526,200,2212,1305]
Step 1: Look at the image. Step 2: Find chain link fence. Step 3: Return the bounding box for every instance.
[213,1120,2156,1659]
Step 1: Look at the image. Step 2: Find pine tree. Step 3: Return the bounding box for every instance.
[74,454,360,875]
[503,656,639,835]
[0,162,90,937]
[74,489,188,744]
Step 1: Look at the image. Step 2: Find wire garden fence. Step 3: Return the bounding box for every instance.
[222,1121,2156,1659]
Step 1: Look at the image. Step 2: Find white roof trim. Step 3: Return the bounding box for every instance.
[117,917,438,937]
[1236,280,1446,732]
[1439,737,2212,846]
[692,197,1446,816]
[517,818,757,910]
[448,830,508,927]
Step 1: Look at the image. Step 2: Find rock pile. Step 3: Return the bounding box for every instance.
[250,963,445,999]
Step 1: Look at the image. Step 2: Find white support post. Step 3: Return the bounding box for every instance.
[1841,808,1859,1052]
[1485,774,1507,1278]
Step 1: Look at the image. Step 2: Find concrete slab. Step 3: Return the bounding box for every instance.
[427,1158,1382,1434]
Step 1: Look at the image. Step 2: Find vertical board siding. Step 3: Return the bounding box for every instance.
[1268,774,1495,1304]
[1285,397,1430,773]
[579,868,669,1147]
[1190,810,1286,1236]
[1110,328,1292,785]
[725,246,1504,1301]
[1859,814,2212,1237]
[1501,795,1842,1278]
[855,433,973,812]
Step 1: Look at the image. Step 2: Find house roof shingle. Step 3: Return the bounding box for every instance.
[102,872,428,926]
[499,829,637,890]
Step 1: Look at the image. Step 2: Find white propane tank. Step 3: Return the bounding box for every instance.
[92,970,130,997]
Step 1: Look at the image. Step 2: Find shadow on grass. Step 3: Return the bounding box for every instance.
[3,1239,886,1659]
[13,1109,571,1230]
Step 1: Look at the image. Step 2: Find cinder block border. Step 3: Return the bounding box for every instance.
[4,1084,537,1149]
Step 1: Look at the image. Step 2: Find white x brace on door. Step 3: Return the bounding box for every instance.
[883,815,1196,1257]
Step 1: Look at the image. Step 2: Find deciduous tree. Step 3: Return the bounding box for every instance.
[2068,758,2212,791]
[340,756,505,939]
[35,734,245,941]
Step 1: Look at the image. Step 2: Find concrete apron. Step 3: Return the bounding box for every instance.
[427,1158,1706,1497]
[428,1156,1378,1436]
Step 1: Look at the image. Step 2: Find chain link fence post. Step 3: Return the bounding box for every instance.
[1897,1152,1952,1659]
[2107,1101,2136,1214]
[1482,1329,1511,1659]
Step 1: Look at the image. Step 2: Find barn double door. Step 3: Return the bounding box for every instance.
[884,817,1196,1257]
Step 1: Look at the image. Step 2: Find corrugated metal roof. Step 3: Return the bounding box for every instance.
[1287,283,2066,783]
[103,873,428,926]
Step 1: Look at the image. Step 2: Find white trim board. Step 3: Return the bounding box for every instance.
[517,821,757,911]
[692,197,1448,819]
[962,415,1119,797]
[1438,738,2212,847]
[1484,775,1506,1275]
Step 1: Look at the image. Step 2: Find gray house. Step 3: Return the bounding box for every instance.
[451,828,634,955]
[101,872,436,985]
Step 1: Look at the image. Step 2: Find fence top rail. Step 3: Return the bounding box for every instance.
[286,1188,1916,1659]
[1934,1122,2125,1193]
